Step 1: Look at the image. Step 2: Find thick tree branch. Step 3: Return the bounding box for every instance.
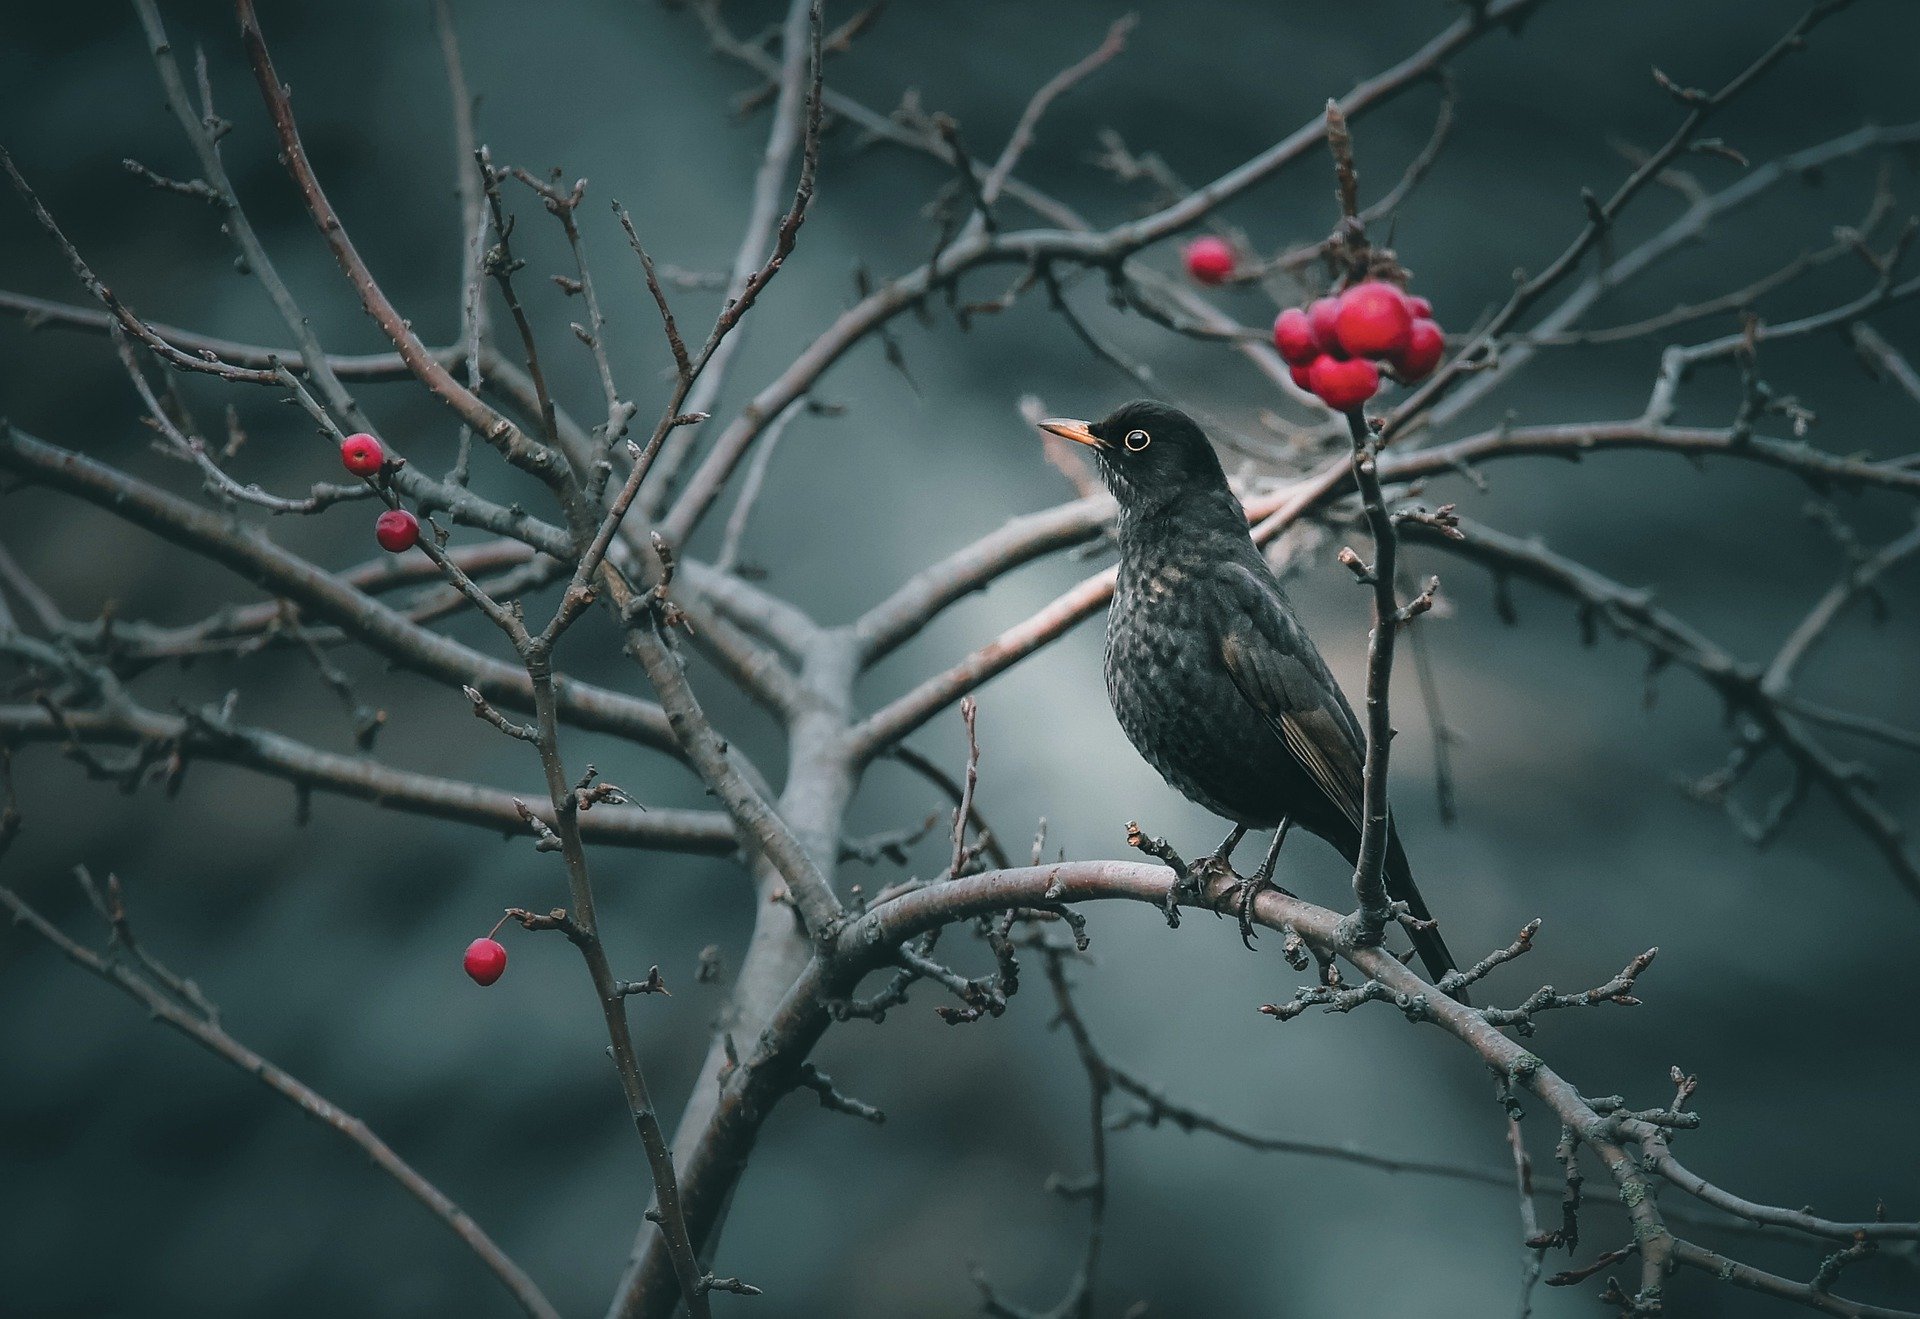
[628,857,1916,1319]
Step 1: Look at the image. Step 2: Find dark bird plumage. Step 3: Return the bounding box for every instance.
[1038,400,1459,986]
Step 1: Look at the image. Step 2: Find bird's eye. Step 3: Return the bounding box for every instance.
[1123,429,1151,452]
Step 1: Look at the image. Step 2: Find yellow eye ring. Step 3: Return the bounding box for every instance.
[1124,429,1151,451]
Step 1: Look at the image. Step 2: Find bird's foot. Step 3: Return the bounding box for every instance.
[1222,820,1295,949]
[1183,824,1250,917]
[1186,848,1240,893]
[1217,874,1299,950]
[1159,856,1236,929]
[1162,878,1190,927]
[1188,851,1252,930]
[1237,877,1269,949]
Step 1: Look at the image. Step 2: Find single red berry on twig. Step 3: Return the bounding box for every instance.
[464,937,508,986]
[1307,354,1380,411]
[1183,236,1235,285]
[339,432,384,476]
[1272,308,1320,366]
[375,508,421,553]
[1394,318,1446,382]
[1333,282,1414,360]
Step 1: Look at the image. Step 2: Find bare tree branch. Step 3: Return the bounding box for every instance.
[0,879,559,1319]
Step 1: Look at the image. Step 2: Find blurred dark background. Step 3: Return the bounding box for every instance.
[3,2,1919,1316]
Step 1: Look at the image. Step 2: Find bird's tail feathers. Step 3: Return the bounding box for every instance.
[1383,826,1466,1004]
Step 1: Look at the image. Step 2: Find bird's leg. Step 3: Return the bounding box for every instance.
[1229,819,1294,949]
[1186,823,1248,907]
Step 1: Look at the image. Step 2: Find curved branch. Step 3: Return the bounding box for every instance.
[1629,1126,1915,1243]
[1670,1239,1912,1319]
[853,493,1113,665]
[627,858,1915,1319]
[1765,520,1920,694]
[848,565,1117,765]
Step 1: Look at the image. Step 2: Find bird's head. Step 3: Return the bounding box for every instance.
[1037,400,1230,513]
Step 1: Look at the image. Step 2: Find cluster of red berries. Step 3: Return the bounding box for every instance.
[1179,237,1446,413]
[1272,282,1444,411]
[338,432,422,553]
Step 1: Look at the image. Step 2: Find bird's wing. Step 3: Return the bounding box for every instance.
[1214,560,1366,832]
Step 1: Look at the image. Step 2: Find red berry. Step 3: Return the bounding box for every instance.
[1406,294,1434,320]
[1288,361,1317,392]
[1333,282,1414,360]
[1306,298,1344,357]
[1272,308,1321,366]
[464,937,507,986]
[375,508,421,553]
[1183,236,1236,285]
[1307,354,1380,412]
[339,432,384,476]
[1393,318,1446,382]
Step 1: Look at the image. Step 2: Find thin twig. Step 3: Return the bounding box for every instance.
[0,880,558,1319]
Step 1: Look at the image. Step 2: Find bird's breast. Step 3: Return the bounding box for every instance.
[1136,564,1187,602]
[1103,560,1293,827]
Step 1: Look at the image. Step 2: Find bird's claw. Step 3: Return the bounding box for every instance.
[1185,852,1239,911]
[1160,852,1233,930]
[1160,885,1183,928]
[1230,877,1264,948]
[1217,875,1296,950]
[1161,863,1217,929]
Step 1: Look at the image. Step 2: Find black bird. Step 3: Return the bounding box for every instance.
[1038,399,1459,985]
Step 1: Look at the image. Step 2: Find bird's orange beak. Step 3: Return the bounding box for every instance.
[1037,417,1102,449]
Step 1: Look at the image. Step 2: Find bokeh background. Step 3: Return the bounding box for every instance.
[4,2,1919,1316]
